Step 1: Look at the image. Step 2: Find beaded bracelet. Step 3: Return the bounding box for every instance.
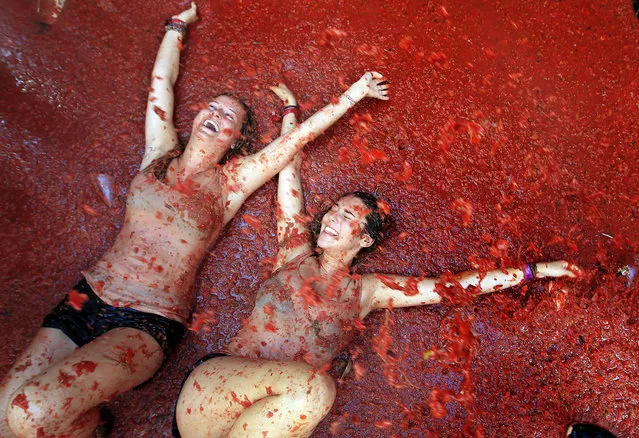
[166,17,187,36]
[282,105,299,118]
[523,263,536,281]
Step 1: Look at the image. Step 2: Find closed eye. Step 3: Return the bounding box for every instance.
[342,209,356,220]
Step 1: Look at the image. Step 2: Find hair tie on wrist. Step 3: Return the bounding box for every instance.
[165,17,187,36]
[281,104,299,118]
[344,93,356,105]
[524,264,535,281]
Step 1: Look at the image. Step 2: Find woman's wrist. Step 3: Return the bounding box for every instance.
[344,81,367,105]
[342,85,363,106]
[343,93,357,106]
[281,104,299,118]
[523,263,537,281]
[166,17,187,36]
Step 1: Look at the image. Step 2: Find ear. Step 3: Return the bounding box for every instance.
[360,233,374,248]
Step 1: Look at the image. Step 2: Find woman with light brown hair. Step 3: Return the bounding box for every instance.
[0,4,389,437]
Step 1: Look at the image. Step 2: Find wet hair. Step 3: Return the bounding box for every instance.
[217,94,257,163]
[310,191,390,253]
[147,94,257,179]
[348,191,388,250]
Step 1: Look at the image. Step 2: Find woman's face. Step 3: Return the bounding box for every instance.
[191,95,246,152]
[317,195,373,252]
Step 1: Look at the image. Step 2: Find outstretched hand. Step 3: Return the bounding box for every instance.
[535,261,582,279]
[270,83,297,106]
[173,2,198,25]
[361,71,389,100]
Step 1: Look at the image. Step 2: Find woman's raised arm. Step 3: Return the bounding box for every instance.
[269,84,313,271]
[359,261,581,317]
[223,72,389,216]
[141,3,198,170]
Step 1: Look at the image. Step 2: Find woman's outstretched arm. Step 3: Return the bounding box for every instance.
[223,72,389,215]
[269,84,313,271]
[141,3,198,170]
[359,261,580,317]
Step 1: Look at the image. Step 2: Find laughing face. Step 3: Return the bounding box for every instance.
[191,95,246,154]
[317,195,374,252]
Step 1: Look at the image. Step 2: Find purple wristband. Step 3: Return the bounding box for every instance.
[524,264,535,281]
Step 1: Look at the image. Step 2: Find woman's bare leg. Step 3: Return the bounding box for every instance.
[0,328,78,437]
[176,357,336,438]
[6,327,164,437]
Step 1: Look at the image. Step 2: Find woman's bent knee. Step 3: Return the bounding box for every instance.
[299,371,336,421]
[6,383,97,438]
[6,384,50,437]
[314,373,336,413]
[176,358,338,437]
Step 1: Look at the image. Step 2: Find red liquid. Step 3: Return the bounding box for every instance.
[1,0,637,435]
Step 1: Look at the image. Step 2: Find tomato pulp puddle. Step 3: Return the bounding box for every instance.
[1,0,638,436]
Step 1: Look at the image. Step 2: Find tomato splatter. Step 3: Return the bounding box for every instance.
[11,392,29,411]
[71,360,97,376]
[58,370,75,387]
[66,289,88,311]
[230,391,253,408]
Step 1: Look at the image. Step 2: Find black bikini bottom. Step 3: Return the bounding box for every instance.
[42,278,185,356]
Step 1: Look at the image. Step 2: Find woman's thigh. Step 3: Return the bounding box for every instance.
[176,356,336,438]
[1,327,77,397]
[1,327,78,436]
[6,327,164,437]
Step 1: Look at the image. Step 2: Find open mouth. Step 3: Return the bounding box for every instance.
[202,119,220,134]
[323,226,338,237]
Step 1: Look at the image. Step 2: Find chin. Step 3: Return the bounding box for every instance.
[318,234,344,250]
[316,236,330,249]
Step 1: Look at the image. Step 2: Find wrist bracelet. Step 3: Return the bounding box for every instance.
[524,263,536,281]
[166,17,187,36]
[344,93,356,105]
[281,105,299,118]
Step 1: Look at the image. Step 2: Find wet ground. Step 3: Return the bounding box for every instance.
[1,0,638,436]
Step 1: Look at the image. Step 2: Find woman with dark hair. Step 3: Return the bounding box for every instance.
[0,4,389,437]
[175,84,580,437]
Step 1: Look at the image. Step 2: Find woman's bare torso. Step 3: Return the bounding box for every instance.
[83,165,226,323]
[226,254,362,367]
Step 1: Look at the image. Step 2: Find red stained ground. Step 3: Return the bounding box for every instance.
[1,0,638,436]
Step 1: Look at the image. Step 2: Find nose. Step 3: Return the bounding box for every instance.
[208,105,223,119]
[322,211,335,226]
[328,211,340,224]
